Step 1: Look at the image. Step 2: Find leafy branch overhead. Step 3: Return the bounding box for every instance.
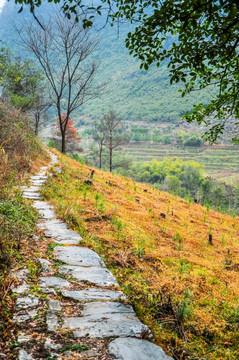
[13,0,239,143]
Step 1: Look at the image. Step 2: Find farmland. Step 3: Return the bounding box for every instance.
[123,143,239,184]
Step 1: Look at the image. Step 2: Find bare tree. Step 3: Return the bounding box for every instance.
[100,110,128,172]
[92,121,105,169]
[16,11,104,153]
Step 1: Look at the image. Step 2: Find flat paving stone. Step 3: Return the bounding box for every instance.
[13,309,38,323]
[18,349,34,360]
[11,284,30,294]
[15,295,39,310]
[23,186,41,192]
[11,269,29,281]
[30,175,48,180]
[81,302,134,317]
[63,315,148,339]
[59,265,118,287]
[33,200,54,210]
[47,311,58,332]
[38,220,81,244]
[39,258,52,273]
[37,208,56,219]
[23,192,41,199]
[54,246,105,267]
[108,338,173,360]
[63,301,149,339]
[39,276,70,289]
[61,289,126,302]
[48,299,61,311]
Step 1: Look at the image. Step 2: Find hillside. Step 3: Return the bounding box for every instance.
[42,150,239,360]
[0,2,211,123]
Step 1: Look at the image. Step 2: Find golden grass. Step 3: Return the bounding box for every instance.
[43,150,239,360]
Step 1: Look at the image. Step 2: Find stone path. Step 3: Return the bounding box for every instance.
[12,150,173,359]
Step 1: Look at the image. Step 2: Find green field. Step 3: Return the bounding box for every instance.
[123,143,239,184]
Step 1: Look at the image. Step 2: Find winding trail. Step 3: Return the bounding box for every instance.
[12,150,173,360]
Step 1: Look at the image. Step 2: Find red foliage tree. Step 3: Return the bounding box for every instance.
[52,114,81,153]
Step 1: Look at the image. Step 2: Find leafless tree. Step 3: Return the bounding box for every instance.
[15,11,105,153]
[100,110,128,172]
[92,121,105,169]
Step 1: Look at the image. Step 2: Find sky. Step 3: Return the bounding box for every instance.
[0,0,6,13]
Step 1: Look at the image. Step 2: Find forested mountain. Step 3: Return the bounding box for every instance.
[0,2,210,123]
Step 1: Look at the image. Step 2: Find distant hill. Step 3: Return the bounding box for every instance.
[0,2,211,123]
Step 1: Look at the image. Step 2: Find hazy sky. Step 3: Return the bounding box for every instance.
[0,0,5,13]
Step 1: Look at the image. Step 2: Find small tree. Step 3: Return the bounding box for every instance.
[100,110,129,172]
[51,115,82,154]
[92,121,105,169]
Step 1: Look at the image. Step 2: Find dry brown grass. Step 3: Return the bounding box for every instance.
[44,150,239,360]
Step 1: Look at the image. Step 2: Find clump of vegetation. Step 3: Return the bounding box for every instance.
[129,157,239,214]
[0,103,48,350]
[44,151,239,360]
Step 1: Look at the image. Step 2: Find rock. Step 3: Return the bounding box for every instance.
[108,338,173,360]
[11,284,30,294]
[13,310,38,323]
[23,192,41,200]
[64,316,149,339]
[39,276,70,289]
[11,269,29,281]
[15,295,39,310]
[54,246,105,267]
[81,302,134,317]
[63,302,150,339]
[47,311,58,332]
[38,258,52,273]
[17,334,32,343]
[37,220,81,244]
[61,289,125,302]
[44,338,61,351]
[59,265,118,287]
[37,208,56,219]
[18,350,34,360]
[33,201,53,210]
[48,299,61,311]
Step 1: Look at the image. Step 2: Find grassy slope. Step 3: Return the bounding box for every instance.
[43,150,239,360]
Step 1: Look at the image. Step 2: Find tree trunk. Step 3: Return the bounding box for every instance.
[99,144,102,169]
[35,113,40,136]
[109,133,113,172]
[61,131,66,153]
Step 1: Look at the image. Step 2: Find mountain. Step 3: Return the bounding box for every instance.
[0,2,211,123]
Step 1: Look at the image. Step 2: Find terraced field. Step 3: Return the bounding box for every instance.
[123,143,239,184]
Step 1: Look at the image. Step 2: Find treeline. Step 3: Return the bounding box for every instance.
[127,157,239,214]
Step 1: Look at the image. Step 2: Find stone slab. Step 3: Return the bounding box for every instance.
[37,208,56,219]
[11,284,30,294]
[64,316,148,339]
[33,201,54,210]
[39,258,52,273]
[81,302,134,316]
[108,338,173,360]
[37,220,81,244]
[18,349,34,360]
[63,301,149,338]
[13,309,38,323]
[39,276,70,289]
[48,299,61,311]
[59,265,118,287]
[23,186,40,192]
[47,311,58,332]
[15,295,39,310]
[61,289,125,302]
[54,246,105,267]
[23,193,41,199]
